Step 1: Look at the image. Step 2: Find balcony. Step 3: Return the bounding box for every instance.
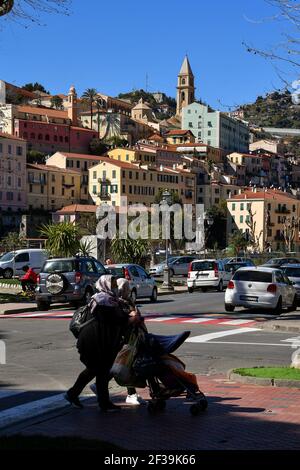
[275,208,291,214]
[97,192,111,201]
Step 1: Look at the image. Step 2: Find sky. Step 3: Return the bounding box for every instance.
[0,0,299,110]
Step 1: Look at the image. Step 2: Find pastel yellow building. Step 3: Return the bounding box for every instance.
[107,147,156,165]
[27,163,81,211]
[88,157,196,207]
[46,151,104,202]
[227,188,300,252]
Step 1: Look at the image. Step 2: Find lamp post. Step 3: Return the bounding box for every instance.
[160,189,174,292]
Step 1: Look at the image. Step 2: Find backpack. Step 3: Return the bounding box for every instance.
[69,303,95,339]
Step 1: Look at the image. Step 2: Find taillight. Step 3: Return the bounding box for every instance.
[37,275,40,284]
[228,280,234,289]
[124,267,131,281]
[188,262,192,278]
[267,284,277,294]
[75,272,82,284]
[214,263,219,278]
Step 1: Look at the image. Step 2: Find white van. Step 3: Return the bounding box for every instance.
[187,259,231,293]
[0,249,48,279]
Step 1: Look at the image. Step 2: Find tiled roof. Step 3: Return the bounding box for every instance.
[229,188,297,202]
[27,163,81,174]
[0,131,26,142]
[166,130,193,136]
[17,105,68,119]
[55,204,97,214]
[58,152,106,161]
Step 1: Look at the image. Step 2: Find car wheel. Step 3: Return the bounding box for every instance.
[287,296,297,312]
[3,268,13,279]
[273,297,282,315]
[37,300,50,311]
[83,288,93,305]
[131,289,137,304]
[188,287,194,294]
[150,287,157,302]
[217,280,223,292]
[225,303,235,312]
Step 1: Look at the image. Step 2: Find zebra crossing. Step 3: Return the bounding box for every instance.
[0,310,259,327]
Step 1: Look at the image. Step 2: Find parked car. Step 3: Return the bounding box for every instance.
[149,256,197,277]
[281,264,300,305]
[224,261,255,275]
[187,259,231,293]
[105,263,158,303]
[223,257,254,265]
[36,256,107,311]
[224,267,297,313]
[261,257,300,269]
[0,249,48,279]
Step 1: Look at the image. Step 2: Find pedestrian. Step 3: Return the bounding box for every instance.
[20,265,38,293]
[65,274,135,412]
[90,278,147,405]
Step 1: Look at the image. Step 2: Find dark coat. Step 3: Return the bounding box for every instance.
[76,304,128,373]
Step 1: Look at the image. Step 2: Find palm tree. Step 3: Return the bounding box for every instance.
[40,222,82,258]
[82,88,98,130]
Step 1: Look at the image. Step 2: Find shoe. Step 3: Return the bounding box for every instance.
[99,401,121,412]
[90,383,97,396]
[64,392,84,409]
[125,393,147,405]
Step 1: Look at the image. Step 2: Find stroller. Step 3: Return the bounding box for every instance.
[111,327,208,416]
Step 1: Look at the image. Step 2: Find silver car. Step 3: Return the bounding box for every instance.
[149,256,196,277]
[105,263,158,303]
[281,264,300,305]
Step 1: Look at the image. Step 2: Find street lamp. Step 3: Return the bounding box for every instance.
[160,189,174,292]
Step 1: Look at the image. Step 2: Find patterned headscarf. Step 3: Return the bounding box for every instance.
[92,274,119,307]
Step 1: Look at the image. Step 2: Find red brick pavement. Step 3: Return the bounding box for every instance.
[17,375,300,450]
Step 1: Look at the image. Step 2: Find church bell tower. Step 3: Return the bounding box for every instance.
[176,56,195,116]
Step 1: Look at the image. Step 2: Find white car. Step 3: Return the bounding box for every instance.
[0,249,48,279]
[224,267,297,314]
[187,259,231,293]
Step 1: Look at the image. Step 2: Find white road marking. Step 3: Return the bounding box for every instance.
[186,327,260,343]
[181,318,214,324]
[221,319,255,326]
[281,336,300,348]
[200,341,291,347]
[147,317,178,322]
[0,393,93,430]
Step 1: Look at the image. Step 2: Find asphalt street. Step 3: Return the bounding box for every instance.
[0,291,298,428]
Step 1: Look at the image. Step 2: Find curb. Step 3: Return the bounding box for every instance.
[257,322,300,333]
[0,304,69,316]
[158,289,187,296]
[227,369,300,389]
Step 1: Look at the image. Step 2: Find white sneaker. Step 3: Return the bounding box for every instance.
[90,383,97,396]
[125,393,147,405]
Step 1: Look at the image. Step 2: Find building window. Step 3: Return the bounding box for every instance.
[8,145,12,154]
[62,188,65,196]
[188,122,193,128]
[52,187,55,195]
[112,170,116,179]
[65,136,69,143]
[232,203,235,211]
[54,135,58,142]
[240,215,243,223]
[240,203,244,211]
[77,161,80,168]
[17,146,22,156]
[45,135,50,141]
[93,185,97,194]
[93,171,97,179]
[52,174,55,182]
[38,134,43,140]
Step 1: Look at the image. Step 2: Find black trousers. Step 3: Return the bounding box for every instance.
[21,280,35,292]
[68,368,110,407]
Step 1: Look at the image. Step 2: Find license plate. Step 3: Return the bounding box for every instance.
[198,273,209,277]
[240,295,258,302]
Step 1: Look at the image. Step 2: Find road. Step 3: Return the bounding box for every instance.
[0,292,299,429]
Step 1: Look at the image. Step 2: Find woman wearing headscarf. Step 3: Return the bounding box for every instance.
[65,274,131,412]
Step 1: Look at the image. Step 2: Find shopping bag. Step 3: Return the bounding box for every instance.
[110,329,146,387]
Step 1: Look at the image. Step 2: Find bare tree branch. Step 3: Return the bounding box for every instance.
[1,1,71,26]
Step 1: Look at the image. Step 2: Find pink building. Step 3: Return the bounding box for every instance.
[0,132,27,211]
[15,119,97,154]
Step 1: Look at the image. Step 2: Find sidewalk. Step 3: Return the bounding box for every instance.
[257,311,300,333]
[3,375,300,450]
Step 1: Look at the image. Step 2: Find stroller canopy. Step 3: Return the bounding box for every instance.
[148,331,190,354]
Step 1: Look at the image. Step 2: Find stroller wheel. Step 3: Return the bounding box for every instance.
[156,399,166,411]
[199,398,208,411]
[190,404,201,416]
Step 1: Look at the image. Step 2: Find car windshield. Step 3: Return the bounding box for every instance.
[105,266,125,277]
[283,267,300,278]
[233,270,273,282]
[265,259,283,265]
[0,252,15,262]
[43,260,76,273]
[191,261,215,271]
